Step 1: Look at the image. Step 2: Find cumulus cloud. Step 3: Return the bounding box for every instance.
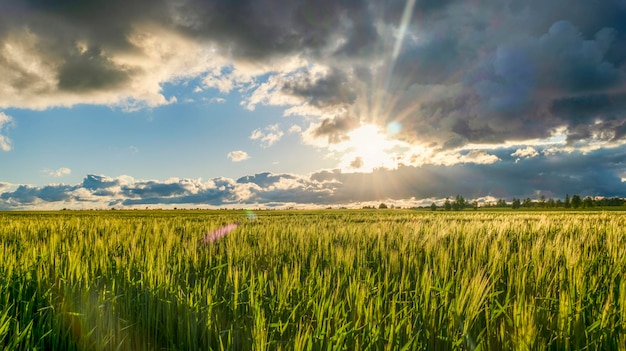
[227,150,250,162]
[0,112,13,151]
[0,181,12,192]
[250,124,284,147]
[288,125,302,134]
[0,173,333,209]
[43,167,72,177]
[2,144,625,209]
[512,146,540,163]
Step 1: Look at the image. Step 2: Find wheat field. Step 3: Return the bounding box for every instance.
[1,210,625,350]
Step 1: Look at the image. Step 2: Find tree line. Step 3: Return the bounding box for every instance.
[431,194,626,211]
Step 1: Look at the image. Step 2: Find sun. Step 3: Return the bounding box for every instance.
[338,124,403,172]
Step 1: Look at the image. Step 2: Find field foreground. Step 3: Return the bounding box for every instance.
[1,210,625,350]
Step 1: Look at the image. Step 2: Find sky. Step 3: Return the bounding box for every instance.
[1,0,626,210]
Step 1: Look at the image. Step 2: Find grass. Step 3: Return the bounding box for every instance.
[0,209,625,350]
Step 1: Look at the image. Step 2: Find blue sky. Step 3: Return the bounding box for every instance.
[1,0,626,209]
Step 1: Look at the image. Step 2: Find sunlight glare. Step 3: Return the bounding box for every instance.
[339,125,403,172]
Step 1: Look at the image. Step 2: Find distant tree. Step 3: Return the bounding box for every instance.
[496,199,507,207]
[583,196,594,208]
[444,198,452,211]
[571,195,582,209]
[512,198,521,209]
[547,198,556,208]
[378,203,388,209]
[564,194,571,208]
[596,197,625,207]
[556,199,563,208]
[522,198,532,208]
[458,195,466,209]
[452,195,466,211]
[539,195,546,208]
[473,200,479,210]
[430,202,437,211]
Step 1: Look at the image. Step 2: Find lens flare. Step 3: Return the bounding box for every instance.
[202,223,238,244]
[387,121,402,135]
[245,210,257,221]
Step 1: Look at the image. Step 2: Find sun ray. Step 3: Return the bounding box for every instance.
[385,0,418,92]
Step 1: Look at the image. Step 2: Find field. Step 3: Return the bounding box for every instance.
[1,210,625,350]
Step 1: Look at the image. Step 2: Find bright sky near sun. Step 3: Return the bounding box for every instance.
[0,0,626,209]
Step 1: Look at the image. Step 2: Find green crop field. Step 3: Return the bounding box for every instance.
[1,210,625,350]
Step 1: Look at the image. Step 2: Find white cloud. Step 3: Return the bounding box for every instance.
[288,125,302,134]
[202,67,240,94]
[460,150,501,164]
[250,124,284,147]
[204,97,226,104]
[43,167,72,177]
[408,148,501,167]
[511,146,540,163]
[0,112,14,151]
[227,150,250,162]
[244,74,300,111]
[0,181,13,192]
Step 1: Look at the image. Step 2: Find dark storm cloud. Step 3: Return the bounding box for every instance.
[281,68,357,108]
[0,0,158,96]
[383,2,626,148]
[311,114,360,144]
[0,0,383,108]
[550,93,626,132]
[57,47,133,92]
[393,36,461,86]
[164,0,380,59]
[2,0,624,146]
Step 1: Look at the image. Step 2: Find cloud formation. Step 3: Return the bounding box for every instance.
[2,145,625,209]
[512,147,540,163]
[0,181,12,192]
[0,0,626,148]
[227,150,250,162]
[42,167,72,177]
[0,112,13,151]
[0,0,625,186]
[250,124,284,148]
